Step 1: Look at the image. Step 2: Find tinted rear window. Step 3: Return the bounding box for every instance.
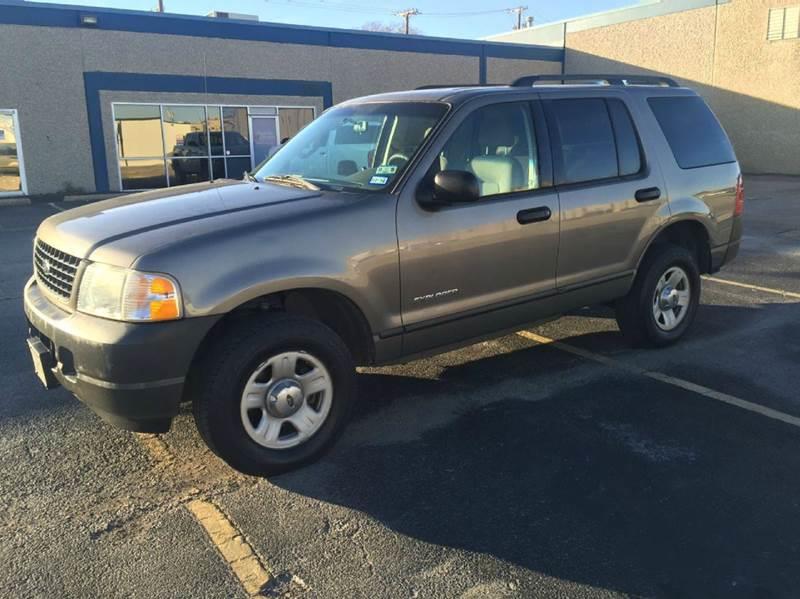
[648,96,735,169]
[547,98,618,184]
[546,98,643,185]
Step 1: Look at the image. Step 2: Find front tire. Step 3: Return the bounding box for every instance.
[192,314,357,476]
[615,244,701,347]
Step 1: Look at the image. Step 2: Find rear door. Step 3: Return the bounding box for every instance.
[543,91,668,289]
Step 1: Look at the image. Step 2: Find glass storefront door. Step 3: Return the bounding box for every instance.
[0,110,27,196]
[250,116,278,170]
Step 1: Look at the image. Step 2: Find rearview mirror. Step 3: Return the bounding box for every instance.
[432,170,480,205]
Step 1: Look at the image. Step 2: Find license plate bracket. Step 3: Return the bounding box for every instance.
[27,336,60,389]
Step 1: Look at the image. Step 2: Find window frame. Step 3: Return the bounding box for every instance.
[111,101,317,191]
[414,97,554,205]
[0,108,29,197]
[768,6,800,41]
[543,95,647,190]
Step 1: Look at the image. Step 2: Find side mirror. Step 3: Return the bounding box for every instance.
[431,170,480,205]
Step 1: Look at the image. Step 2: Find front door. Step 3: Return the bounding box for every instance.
[397,99,560,355]
[0,109,27,196]
[249,116,279,169]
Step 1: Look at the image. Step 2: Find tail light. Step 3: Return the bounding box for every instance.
[734,173,745,217]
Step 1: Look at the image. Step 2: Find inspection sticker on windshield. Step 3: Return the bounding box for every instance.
[369,175,389,185]
[375,165,397,175]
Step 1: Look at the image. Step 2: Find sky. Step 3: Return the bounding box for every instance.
[32,0,637,39]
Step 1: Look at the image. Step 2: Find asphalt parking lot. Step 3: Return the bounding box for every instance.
[2,175,800,599]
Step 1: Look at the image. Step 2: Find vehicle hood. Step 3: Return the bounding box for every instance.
[37,180,322,263]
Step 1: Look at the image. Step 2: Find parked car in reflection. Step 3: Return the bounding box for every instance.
[170,131,252,185]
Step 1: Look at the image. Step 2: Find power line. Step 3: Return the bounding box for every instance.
[508,5,528,30]
[419,7,521,17]
[264,0,394,16]
[263,0,525,20]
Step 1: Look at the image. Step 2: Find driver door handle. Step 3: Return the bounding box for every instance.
[635,187,661,202]
[517,206,552,225]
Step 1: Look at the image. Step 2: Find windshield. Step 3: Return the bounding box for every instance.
[254,102,447,191]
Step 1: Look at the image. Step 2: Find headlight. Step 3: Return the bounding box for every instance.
[77,263,182,322]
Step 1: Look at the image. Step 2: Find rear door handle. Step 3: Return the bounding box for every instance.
[635,187,661,202]
[517,206,552,225]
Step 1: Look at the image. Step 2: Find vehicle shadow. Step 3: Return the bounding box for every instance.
[272,301,800,598]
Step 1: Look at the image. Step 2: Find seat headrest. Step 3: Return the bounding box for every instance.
[477,113,517,149]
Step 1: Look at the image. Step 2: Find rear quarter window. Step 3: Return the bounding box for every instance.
[648,96,736,169]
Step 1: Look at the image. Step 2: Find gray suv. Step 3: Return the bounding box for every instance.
[24,75,743,474]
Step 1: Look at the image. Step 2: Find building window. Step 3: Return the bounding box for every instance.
[0,109,28,196]
[768,6,800,41]
[113,103,316,190]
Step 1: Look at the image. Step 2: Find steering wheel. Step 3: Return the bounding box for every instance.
[386,153,409,167]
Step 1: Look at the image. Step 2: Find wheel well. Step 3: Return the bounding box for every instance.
[196,289,375,369]
[642,220,711,274]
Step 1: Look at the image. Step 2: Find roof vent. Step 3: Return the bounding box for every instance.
[206,11,259,22]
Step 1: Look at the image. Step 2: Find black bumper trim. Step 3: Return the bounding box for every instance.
[24,277,220,432]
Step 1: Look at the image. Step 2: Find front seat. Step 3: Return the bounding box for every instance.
[469,118,524,196]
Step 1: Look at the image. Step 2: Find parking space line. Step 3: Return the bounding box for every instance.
[47,202,65,212]
[134,434,273,597]
[517,330,800,429]
[187,499,273,597]
[704,275,800,300]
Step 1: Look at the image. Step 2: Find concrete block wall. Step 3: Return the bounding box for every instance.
[489,0,800,175]
[0,2,562,196]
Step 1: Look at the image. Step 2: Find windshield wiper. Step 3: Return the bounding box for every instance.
[243,171,258,183]
[263,174,320,191]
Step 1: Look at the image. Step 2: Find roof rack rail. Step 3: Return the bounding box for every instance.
[415,83,496,90]
[510,74,679,88]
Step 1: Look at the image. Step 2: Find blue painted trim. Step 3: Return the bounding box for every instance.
[0,1,563,62]
[84,72,333,192]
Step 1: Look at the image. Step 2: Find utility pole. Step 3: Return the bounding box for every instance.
[509,6,528,30]
[157,0,164,12]
[395,8,420,35]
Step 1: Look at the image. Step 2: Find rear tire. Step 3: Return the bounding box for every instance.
[192,313,357,476]
[615,244,701,348]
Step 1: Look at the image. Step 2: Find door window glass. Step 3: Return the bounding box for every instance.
[547,98,617,185]
[251,117,278,169]
[437,102,539,198]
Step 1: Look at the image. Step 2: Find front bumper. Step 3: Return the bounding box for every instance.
[23,277,219,433]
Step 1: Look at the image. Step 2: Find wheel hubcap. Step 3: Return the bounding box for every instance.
[265,379,304,418]
[652,266,691,332]
[240,351,333,450]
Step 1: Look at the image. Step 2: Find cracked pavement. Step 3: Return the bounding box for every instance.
[3,176,800,598]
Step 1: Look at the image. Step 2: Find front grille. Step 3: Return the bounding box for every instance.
[34,239,81,302]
